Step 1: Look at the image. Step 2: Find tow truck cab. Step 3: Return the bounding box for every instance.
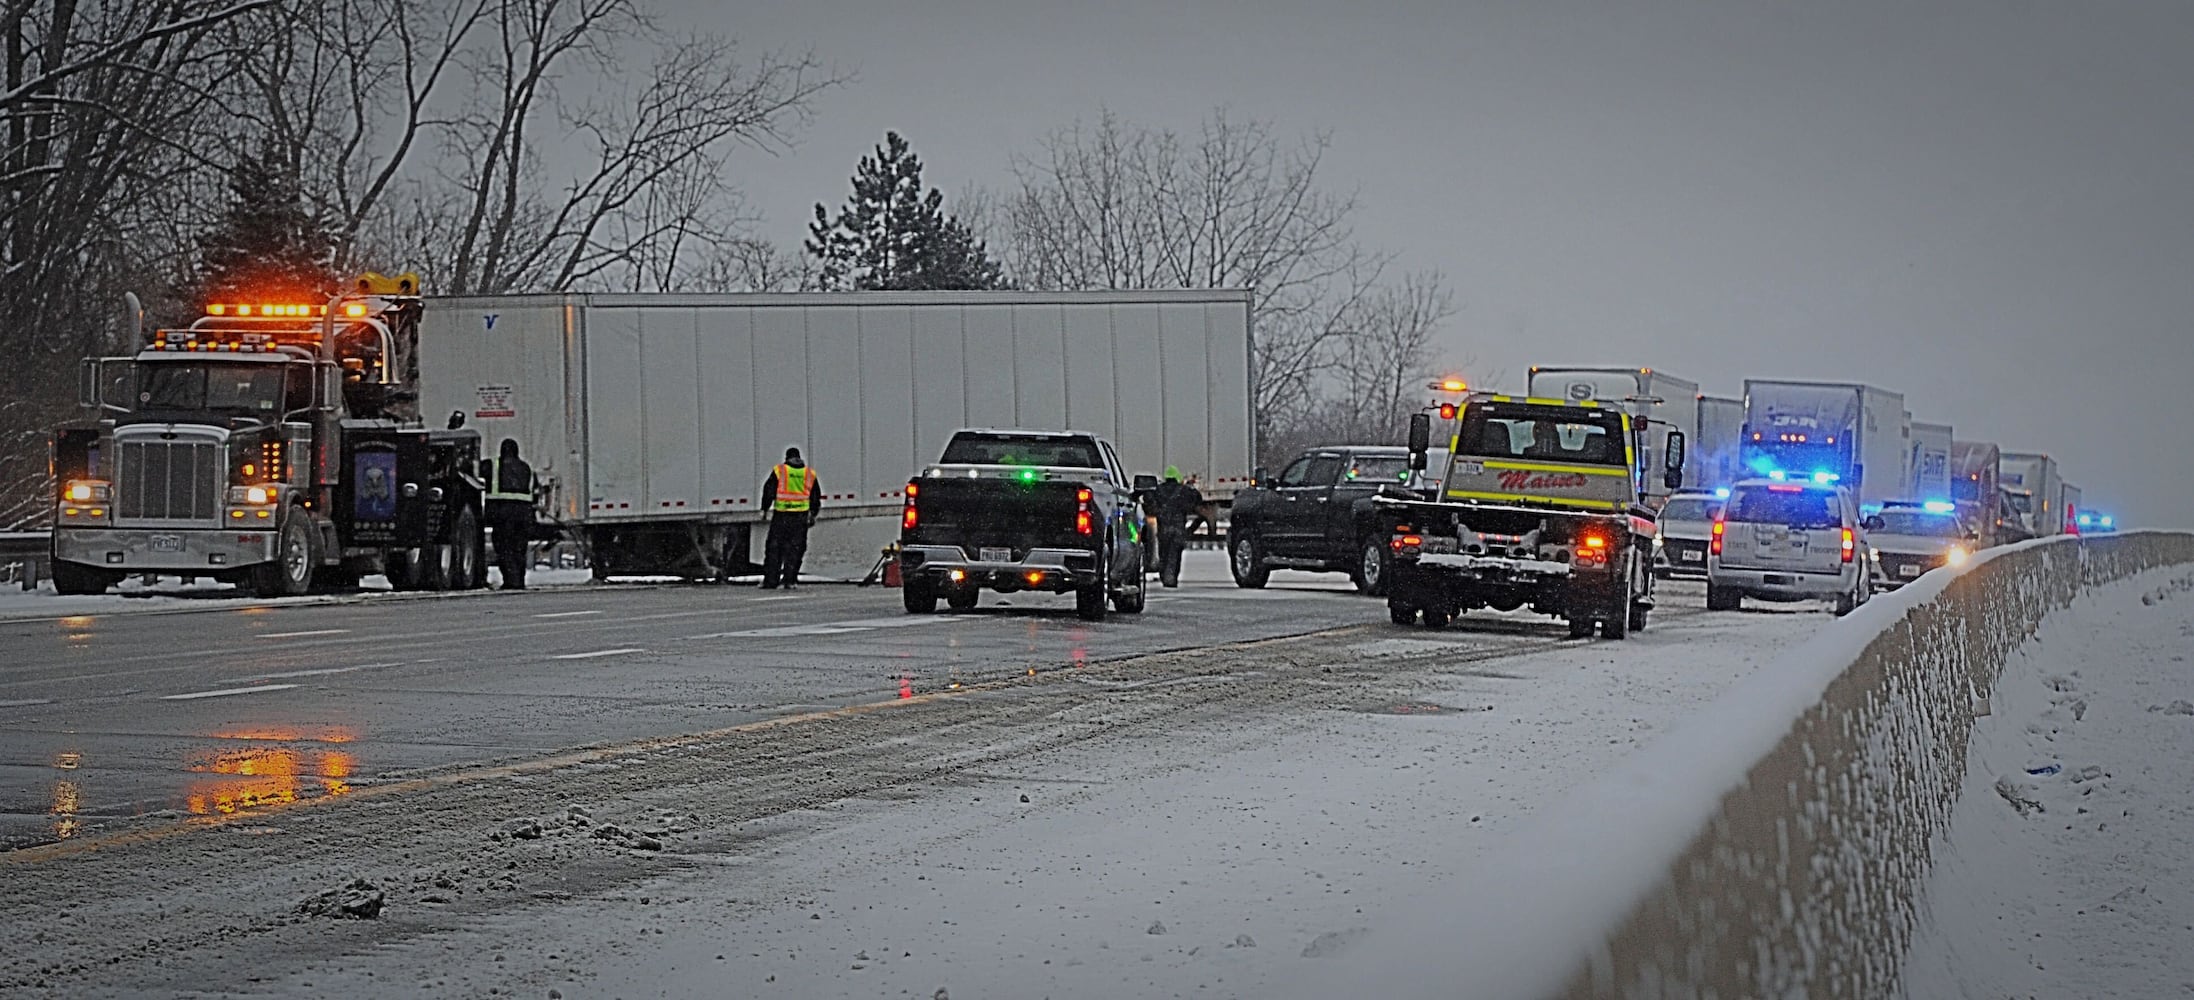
[50,281,487,597]
[1379,394,1683,638]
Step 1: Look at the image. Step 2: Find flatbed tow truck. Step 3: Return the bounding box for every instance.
[1376,394,1686,639]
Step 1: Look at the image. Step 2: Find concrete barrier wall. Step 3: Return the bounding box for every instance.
[1564,531,2194,998]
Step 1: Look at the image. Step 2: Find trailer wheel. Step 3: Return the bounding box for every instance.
[902,581,939,614]
[250,515,317,598]
[51,561,119,596]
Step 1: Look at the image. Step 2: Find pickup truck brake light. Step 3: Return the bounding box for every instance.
[902,482,919,531]
[1076,488,1094,535]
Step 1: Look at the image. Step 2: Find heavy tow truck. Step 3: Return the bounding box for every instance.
[49,275,490,596]
[1376,393,1685,639]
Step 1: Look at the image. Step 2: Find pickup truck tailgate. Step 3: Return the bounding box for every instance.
[908,478,1090,556]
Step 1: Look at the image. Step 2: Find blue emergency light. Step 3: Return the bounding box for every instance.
[1923,501,1957,514]
[1714,487,1730,499]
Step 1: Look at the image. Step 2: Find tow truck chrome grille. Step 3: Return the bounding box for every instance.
[117,439,220,520]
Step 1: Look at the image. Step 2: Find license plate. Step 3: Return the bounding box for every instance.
[1680,551,1703,562]
[150,534,184,553]
[1899,564,1922,578]
[979,547,1012,563]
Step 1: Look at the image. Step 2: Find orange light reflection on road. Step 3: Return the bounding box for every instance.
[51,779,81,839]
[184,745,357,816]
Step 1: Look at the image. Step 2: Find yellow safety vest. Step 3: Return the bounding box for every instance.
[484,458,533,502]
[772,464,814,512]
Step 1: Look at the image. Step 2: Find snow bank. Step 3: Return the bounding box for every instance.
[1320,531,2194,1000]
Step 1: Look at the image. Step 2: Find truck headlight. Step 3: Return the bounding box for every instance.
[1945,546,1970,567]
[227,485,277,505]
[63,480,111,503]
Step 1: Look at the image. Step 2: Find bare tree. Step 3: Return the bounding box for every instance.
[1325,271,1457,440]
[1006,107,1389,448]
[0,0,273,528]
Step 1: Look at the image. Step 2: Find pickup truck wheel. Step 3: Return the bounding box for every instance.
[1421,608,1451,630]
[946,588,978,611]
[1076,581,1109,622]
[1834,583,1858,617]
[1354,539,1390,596]
[1113,554,1147,614]
[903,581,939,614]
[1388,601,1416,626]
[250,514,317,598]
[1567,616,1597,639]
[1228,533,1270,589]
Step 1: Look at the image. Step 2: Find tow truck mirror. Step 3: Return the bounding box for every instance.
[1406,412,1432,469]
[1662,431,1686,490]
[1253,467,1269,487]
[1132,473,1159,493]
[77,358,99,409]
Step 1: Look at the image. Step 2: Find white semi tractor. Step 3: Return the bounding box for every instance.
[1739,380,1911,510]
[1999,452,2064,538]
[1525,366,1701,501]
[418,289,1257,577]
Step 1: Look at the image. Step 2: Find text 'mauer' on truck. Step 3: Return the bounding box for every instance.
[1376,392,1685,639]
[52,274,490,597]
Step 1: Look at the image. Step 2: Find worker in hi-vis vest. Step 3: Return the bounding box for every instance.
[481,438,537,590]
[760,446,821,589]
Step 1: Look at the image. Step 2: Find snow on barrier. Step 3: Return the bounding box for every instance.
[1332,530,2194,1000]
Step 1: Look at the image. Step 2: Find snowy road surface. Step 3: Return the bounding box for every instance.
[0,554,1843,996]
[1902,565,2194,998]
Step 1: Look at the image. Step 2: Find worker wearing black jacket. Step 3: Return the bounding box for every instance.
[1150,465,1203,588]
[760,447,820,589]
[482,438,536,590]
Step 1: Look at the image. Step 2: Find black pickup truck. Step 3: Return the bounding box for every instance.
[897,429,1148,621]
[1226,445,1442,595]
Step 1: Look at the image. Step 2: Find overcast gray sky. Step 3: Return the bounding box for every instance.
[674,0,2192,526]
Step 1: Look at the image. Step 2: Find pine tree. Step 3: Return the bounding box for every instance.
[197,141,337,303]
[806,131,1006,291]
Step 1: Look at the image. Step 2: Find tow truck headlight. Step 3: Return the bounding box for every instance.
[1945,546,1970,567]
[63,480,110,503]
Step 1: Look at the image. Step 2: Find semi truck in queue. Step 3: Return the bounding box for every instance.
[1375,393,1685,639]
[50,275,490,596]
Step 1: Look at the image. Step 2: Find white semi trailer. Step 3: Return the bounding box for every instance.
[1908,420,1954,504]
[1999,452,2063,538]
[418,290,1256,577]
[1694,394,1746,493]
[1524,366,1701,500]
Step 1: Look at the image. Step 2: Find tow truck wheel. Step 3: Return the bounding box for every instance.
[51,561,119,596]
[1354,539,1390,596]
[1600,557,1633,640]
[1628,599,1650,633]
[903,581,939,614]
[1228,533,1270,589]
[1567,616,1596,639]
[251,515,317,598]
[946,588,978,611]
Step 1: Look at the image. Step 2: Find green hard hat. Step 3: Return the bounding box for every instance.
[1165,465,1182,480]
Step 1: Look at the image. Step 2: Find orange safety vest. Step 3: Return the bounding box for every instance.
[772,464,815,512]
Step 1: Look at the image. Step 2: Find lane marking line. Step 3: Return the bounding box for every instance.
[533,610,604,619]
[160,684,300,701]
[551,648,644,660]
[0,698,54,708]
[684,617,949,641]
[248,662,400,681]
[255,629,351,639]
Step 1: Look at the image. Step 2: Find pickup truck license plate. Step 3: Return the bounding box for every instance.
[150,534,184,553]
[1680,550,1703,562]
[979,547,1012,563]
[1899,564,1922,578]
